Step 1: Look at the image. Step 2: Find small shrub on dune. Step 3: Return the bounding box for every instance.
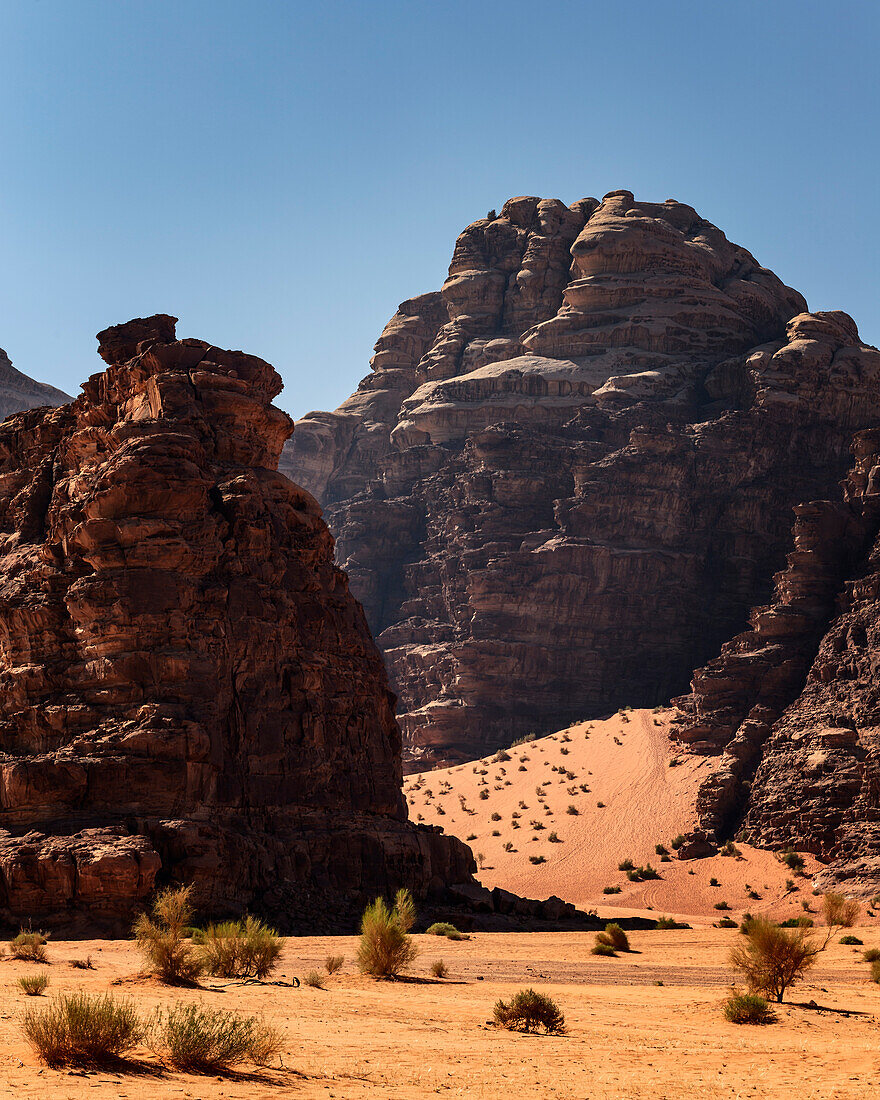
[840,935,863,946]
[304,970,324,988]
[493,988,565,1034]
[17,973,48,996]
[716,918,738,928]
[431,959,447,978]
[723,989,776,1025]
[198,916,282,979]
[154,1003,281,1072]
[425,922,468,941]
[603,923,629,951]
[325,954,344,974]
[23,993,143,1067]
[592,936,616,957]
[133,885,203,985]
[655,917,690,930]
[357,888,418,978]
[863,948,880,963]
[69,957,94,970]
[603,885,621,895]
[11,932,49,963]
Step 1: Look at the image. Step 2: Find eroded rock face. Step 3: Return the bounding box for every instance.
[282,191,880,767]
[0,315,474,932]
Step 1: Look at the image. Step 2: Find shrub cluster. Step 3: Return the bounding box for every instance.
[493,989,565,1034]
[198,916,282,979]
[723,989,776,1025]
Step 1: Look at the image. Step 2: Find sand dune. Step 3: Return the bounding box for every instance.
[406,709,828,922]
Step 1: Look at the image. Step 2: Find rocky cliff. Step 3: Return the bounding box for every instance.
[282,191,880,775]
[0,346,71,419]
[0,315,477,933]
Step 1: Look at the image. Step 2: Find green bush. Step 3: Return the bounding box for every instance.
[862,948,880,963]
[602,885,621,895]
[357,889,418,977]
[779,849,805,873]
[133,885,203,985]
[22,993,143,1067]
[17,973,48,996]
[592,936,616,956]
[493,988,565,1034]
[198,916,282,979]
[11,932,48,963]
[154,1003,281,1072]
[603,923,629,951]
[425,922,468,940]
[618,858,635,872]
[840,935,863,945]
[716,918,738,928]
[670,835,685,850]
[654,917,690,930]
[714,902,731,911]
[723,990,776,1025]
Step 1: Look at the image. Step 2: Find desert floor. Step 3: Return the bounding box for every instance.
[1,929,879,1099]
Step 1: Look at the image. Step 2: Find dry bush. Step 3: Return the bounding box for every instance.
[425,922,468,940]
[133,885,203,985]
[872,959,880,984]
[198,916,282,979]
[69,957,94,970]
[22,993,143,1067]
[822,892,860,929]
[723,989,776,1024]
[356,888,418,978]
[431,959,447,978]
[603,923,629,952]
[730,917,820,1002]
[493,988,565,1034]
[303,970,325,988]
[11,932,48,963]
[17,973,48,996]
[863,948,880,963]
[325,954,344,975]
[154,1003,281,1072]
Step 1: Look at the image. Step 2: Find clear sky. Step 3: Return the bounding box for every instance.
[1,0,877,418]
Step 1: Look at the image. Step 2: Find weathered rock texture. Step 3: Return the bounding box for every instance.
[0,346,71,419]
[0,315,477,933]
[282,192,880,779]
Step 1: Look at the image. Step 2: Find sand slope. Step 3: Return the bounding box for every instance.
[406,710,827,921]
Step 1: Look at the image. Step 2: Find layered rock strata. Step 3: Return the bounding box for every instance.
[0,346,71,419]
[283,192,880,767]
[0,315,479,933]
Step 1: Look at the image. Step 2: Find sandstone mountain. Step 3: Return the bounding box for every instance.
[282,192,879,766]
[0,346,71,418]
[0,315,480,933]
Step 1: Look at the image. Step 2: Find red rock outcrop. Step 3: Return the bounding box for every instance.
[282,192,880,769]
[0,315,477,933]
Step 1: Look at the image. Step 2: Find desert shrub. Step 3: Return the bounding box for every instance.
[840,935,863,945]
[655,844,668,856]
[133,885,203,985]
[325,954,344,974]
[529,855,546,865]
[503,841,514,852]
[548,832,561,843]
[17,973,49,996]
[717,918,738,928]
[618,858,635,871]
[495,750,511,762]
[714,902,731,911]
[303,970,324,989]
[566,804,579,815]
[603,885,621,895]
[655,917,690,930]
[779,916,813,928]
[69,957,94,970]
[640,864,660,880]
[723,989,776,1025]
[779,849,805,873]
[154,1002,281,1072]
[730,917,820,1002]
[493,988,565,1034]
[863,948,880,963]
[872,959,880,984]
[478,789,489,800]
[720,840,741,858]
[822,892,860,929]
[490,812,502,821]
[709,877,720,887]
[431,959,447,978]
[198,916,282,979]
[11,932,48,963]
[357,888,418,977]
[603,923,629,951]
[592,942,616,957]
[670,835,685,850]
[23,993,143,1067]
[425,923,468,941]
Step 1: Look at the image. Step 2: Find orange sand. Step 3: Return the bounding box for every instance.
[405,710,830,922]
[1,931,879,1099]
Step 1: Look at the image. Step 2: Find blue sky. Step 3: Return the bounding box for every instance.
[1,0,877,418]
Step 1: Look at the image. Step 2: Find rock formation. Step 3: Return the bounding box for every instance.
[282,191,880,773]
[0,315,478,933]
[0,346,71,419]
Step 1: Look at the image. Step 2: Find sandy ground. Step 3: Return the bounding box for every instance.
[405,710,831,921]
[1,931,879,1098]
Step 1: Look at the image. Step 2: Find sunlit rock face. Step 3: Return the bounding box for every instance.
[0,315,473,932]
[281,191,880,778]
